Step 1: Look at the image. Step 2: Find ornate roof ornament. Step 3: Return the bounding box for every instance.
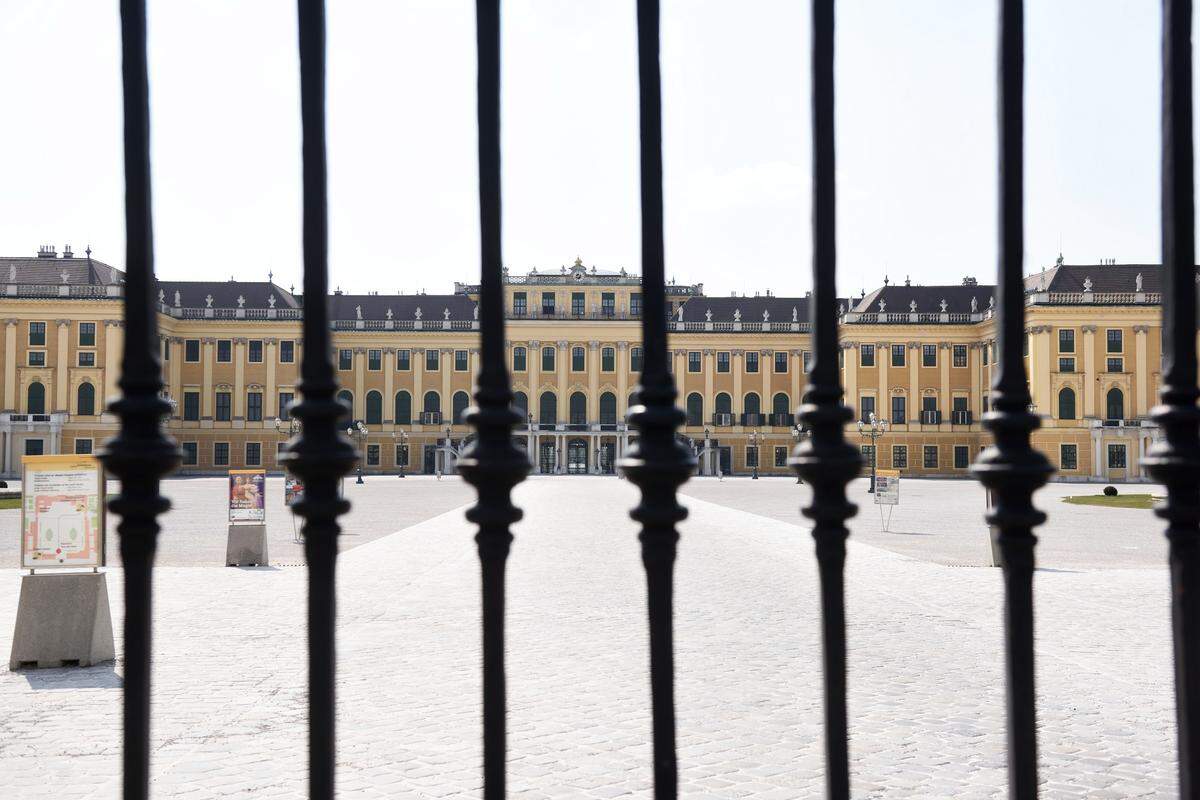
[355,304,362,320]
[1135,272,1143,292]
[909,300,917,313]
[879,299,886,313]
[205,294,213,308]
[1083,276,1093,292]
[385,308,393,320]
[158,289,165,303]
[792,306,798,322]
[734,308,741,322]
[174,290,181,307]
[705,308,712,322]
[676,305,684,321]
[60,269,70,284]
[415,306,422,320]
[939,298,948,313]
[970,296,978,313]
[443,308,451,320]
[237,295,246,308]
[268,295,276,309]
[8,264,16,282]
[474,303,479,320]
[763,309,770,322]
[989,295,995,309]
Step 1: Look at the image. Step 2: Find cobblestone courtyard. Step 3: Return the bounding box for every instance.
[0,476,1178,798]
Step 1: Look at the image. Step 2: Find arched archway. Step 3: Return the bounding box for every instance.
[599,392,617,425]
[512,391,528,418]
[772,392,790,416]
[686,393,703,426]
[452,391,470,424]
[1106,387,1124,421]
[743,392,761,415]
[569,392,587,425]
[1058,387,1076,420]
[715,392,732,415]
[394,391,412,424]
[77,382,96,416]
[365,390,383,424]
[539,391,557,425]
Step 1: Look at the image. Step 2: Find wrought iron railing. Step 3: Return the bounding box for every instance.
[95,1,1199,799]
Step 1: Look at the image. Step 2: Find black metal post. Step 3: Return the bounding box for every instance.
[618,2,696,797]
[282,4,358,798]
[789,2,861,797]
[457,2,530,797]
[969,2,1053,797]
[98,4,182,797]
[1145,1,1200,795]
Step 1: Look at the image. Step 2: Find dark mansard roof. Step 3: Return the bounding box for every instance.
[0,255,124,285]
[853,283,997,315]
[1025,263,1163,294]
[327,293,477,321]
[678,295,811,323]
[154,281,300,310]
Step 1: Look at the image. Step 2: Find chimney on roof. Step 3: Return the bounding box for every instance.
[962,276,977,286]
[62,245,73,259]
[904,275,911,287]
[37,245,56,258]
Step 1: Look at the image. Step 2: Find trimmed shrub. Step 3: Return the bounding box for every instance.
[1103,485,1118,497]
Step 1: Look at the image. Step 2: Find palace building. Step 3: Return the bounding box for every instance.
[0,246,1167,481]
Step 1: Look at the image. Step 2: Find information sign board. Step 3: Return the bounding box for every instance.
[21,454,106,569]
[228,469,266,522]
[874,469,900,505]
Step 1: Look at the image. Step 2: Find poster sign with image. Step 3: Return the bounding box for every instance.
[228,469,266,522]
[874,470,900,505]
[21,454,106,569]
[284,476,304,507]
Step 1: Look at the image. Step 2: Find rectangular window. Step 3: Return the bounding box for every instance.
[572,347,585,371]
[248,340,263,363]
[1059,357,1075,372]
[802,351,811,373]
[892,445,908,469]
[247,391,263,422]
[630,347,643,373]
[953,344,967,368]
[688,351,701,373]
[214,442,230,466]
[982,343,990,366]
[215,392,232,421]
[367,444,380,466]
[717,352,730,373]
[1060,444,1078,470]
[278,391,294,416]
[891,344,905,367]
[78,322,96,347]
[280,340,295,363]
[891,395,906,425]
[953,445,969,469]
[246,442,262,467]
[542,347,555,372]
[24,439,44,456]
[1107,357,1124,373]
[953,396,968,413]
[630,293,642,317]
[453,350,468,371]
[426,349,440,371]
[163,338,169,361]
[774,352,788,373]
[397,349,411,370]
[601,292,615,316]
[923,445,939,469]
[541,292,556,315]
[28,321,46,346]
[1106,329,1123,353]
[746,446,759,468]
[183,391,200,421]
[774,446,788,467]
[860,395,876,423]
[217,340,232,362]
[368,349,383,371]
[513,292,527,316]
[922,344,937,368]
[982,394,990,414]
[1059,329,1075,353]
[338,349,353,371]
[28,351,45,367]
[1023,334,1029,357]
[602,347,615,372]
[77,351,95,367]
[746,352,759,373]
[512,347,526,372]
[181,442,198,465]
[395,444,409,466]
[861,445,875,466]
[1108,444,1127,469]
[74,438,93,455]
[860,344,875,367]
[185,339,200,362]
[572,292,585,316]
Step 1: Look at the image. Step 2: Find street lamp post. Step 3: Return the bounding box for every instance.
[750,429,759,480]
[857,411,887,493]
[703,426,711,477]
[346,420,368,484]
[792,423,810,483]
[391,429,408,478]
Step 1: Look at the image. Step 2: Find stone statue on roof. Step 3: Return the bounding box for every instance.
[174,290,181,307]
[61,270,70,284]
[268,295,276,309]
[356,305,362,320]
[205,294,213,308]
[444,308,451,321]
[763,309,770,322]
[734,308,741,322]
[8,264,16,283]
[939,298,948,313]
[110,267,119,284]
[677,305,684,321]
[237,295,245,308]
[415,307,422,320]
[705,308,712,322]
[386,308,393,320]
[909,300,917,313]
[970,296,978,313]
[158,289,165,303]
[474,304,479,320]
[989,295,995,309]
[1083,276,1093,292]
[1136,273,1143,292]
[879,299,886,313]
[792,306,798,322]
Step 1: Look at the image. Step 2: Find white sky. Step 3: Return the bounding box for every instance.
[0,0,1176,298]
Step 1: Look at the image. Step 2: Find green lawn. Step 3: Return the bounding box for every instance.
[1062,494,1161,510]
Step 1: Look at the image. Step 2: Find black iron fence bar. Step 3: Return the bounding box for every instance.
[283,2,357,798]
[1146,0,1200,795]
[970,2,1053,797]
[618,1,696,796]
[98,2,181,797]
[458,1,530,797]
[789,1,861,797]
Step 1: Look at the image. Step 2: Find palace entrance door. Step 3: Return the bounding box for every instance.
[567,439,588,474]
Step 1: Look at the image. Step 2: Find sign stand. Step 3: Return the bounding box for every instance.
[226,469,269,567]
[878,503,896,532]
[10,455,114,670]
[873,469,900,532]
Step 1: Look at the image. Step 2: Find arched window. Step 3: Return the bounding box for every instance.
[599,392,617,425]
[686,393,703,426]
[452,391,470,424]
[336,389,353,422]
[365,390,383,424]
[744,392,761,415]
[1106,387,1124,421]
[772,392,790,416]
[394,391,412,424]
[76,382,95,417]
[569,392,587,425]
[539,391,557,425]
[423,391,441,413]
[1058,387,1076,420]
[715,392,732,414]
[512,391,528,418]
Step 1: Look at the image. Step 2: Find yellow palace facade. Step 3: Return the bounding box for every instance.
[0,248,1167,482]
